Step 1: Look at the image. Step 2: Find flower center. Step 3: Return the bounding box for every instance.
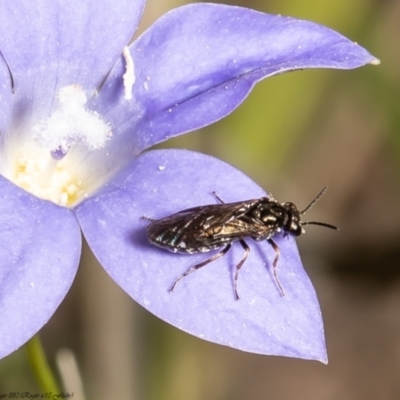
[12,147,84,206]
[3,85,112,207]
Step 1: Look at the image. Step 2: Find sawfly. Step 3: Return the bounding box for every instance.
[145,187,338,299]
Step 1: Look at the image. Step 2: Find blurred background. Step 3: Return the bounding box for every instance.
[1,0,399,399]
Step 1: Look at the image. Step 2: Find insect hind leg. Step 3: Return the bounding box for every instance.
[169,243,232,293]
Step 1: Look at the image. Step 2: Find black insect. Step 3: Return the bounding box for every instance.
[145,187,338,299]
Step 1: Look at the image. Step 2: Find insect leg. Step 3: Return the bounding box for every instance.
[212,191,225,204]
[267,238,285,296]
[169,243,232,293]
[232,239,250,300]
[141,215,157,222]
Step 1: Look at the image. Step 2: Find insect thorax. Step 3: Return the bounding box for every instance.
[248,200,303,238]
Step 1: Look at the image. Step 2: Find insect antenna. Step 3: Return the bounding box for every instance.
[300,187,339,231]
[302,221,339,230]
[300,186,328,215]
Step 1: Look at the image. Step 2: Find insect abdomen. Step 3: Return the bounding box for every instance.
[147,222,222,254]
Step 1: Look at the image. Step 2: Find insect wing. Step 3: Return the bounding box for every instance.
[147,200,261,253]
[147,206,218,252]
[198,198,277,242]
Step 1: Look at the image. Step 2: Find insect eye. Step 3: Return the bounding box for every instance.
[283,202,297,210]
[289,222,303,236]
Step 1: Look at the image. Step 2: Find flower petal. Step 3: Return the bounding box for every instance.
[0,0,145,117]
[0,58,12,133]
[96,3,377,153]
[0,176,81,359]
[76,149,327,362]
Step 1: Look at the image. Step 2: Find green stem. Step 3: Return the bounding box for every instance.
[25,334,60,393]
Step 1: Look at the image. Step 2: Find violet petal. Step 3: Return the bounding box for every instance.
[0,0,145,121]
[76,149,327,362]
[96,3,377,153]
[0,176,81,358]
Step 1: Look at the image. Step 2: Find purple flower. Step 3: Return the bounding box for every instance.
[0,0,377,362]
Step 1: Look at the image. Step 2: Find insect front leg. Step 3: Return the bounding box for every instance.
[267,238,285,297]
[169,243,232,293]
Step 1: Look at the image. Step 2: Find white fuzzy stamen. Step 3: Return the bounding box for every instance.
[1,85,115,206]
[123,46,135,100]
[33,85,111,153]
